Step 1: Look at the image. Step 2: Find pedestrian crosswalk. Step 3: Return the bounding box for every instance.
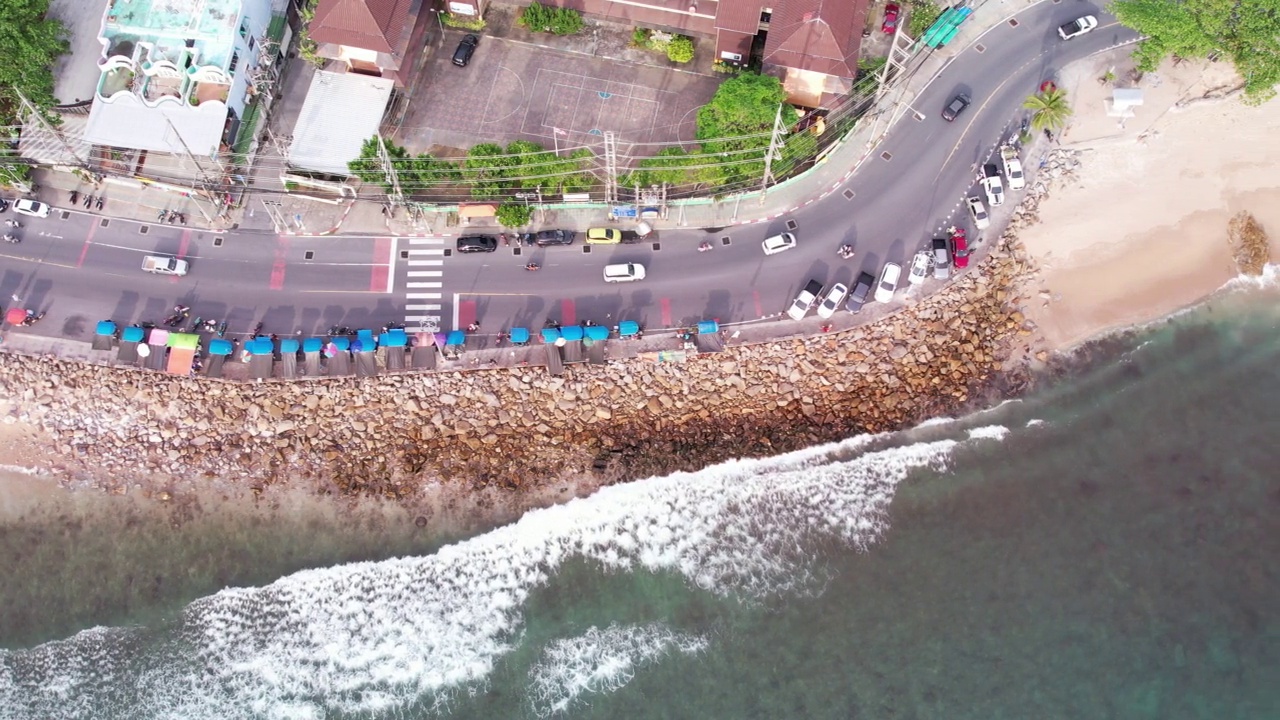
[404,238,445,331]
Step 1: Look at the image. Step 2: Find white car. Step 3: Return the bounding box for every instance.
[816,283,848,319]
[603,262,646,283]
[874,263,901,303]
[13,199,51,218]
[1058,15,1098,40]
[908,251,931,285]
[787,279,824,321]
[966,196,990,230]
[1000,147,1026,190]
[981,164,1005,207]
[761,232,797,255]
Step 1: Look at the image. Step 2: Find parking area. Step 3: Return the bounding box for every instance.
[395,32,723,157]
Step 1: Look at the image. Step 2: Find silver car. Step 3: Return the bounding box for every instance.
[874,263,901,303]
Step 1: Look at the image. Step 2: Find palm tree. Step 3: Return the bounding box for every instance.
[1023,88,1072,133]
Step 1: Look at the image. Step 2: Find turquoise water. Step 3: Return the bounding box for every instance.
[2,282,1278,719]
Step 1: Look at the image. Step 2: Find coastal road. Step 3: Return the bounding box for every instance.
[1,2,1138,341]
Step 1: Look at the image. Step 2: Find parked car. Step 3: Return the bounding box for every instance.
[456,235,498,253]
[951,230,971,269]
[586,228,622,244]
[874,263,901,303]
[761,232,797,256]
[931,238,952,280]
[534,229,575,246]
[846,271,877,313]
[941,93,971,122]
[966,196,990,230]
[452,34,479,67]
[981,164,1005,206]
[1058,15,1098,40]
[603,262,646,283]
[908,251,931,285]
[787,279,825,321]
[13,199,50,218]
[817,283,849,319]
[882,3,900,33]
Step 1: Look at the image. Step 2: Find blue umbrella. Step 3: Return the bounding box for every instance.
[279,338,300,354]
[585,325,609,341]
[121,325,146,343]
[95,320,117,336]
[698,320,720,335]
[302,337,324,353]
[618,321,640,337]
[541,327,561,343]
[560,325,584,342]
[208,338,234,356]
[381,329,408,347]
[446,330,465,346]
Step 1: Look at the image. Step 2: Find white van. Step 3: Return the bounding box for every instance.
[603,263,646,283]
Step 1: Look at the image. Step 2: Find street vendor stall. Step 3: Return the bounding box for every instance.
[165,332,201,375]
[92,320,118,350]
[381,328,407,371]
[206,338,233,378]
[117,325,145,365]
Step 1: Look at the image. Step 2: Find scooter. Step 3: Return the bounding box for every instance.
[96,196,104,211]
[178,212,187,226]
[69,190,79,205]
[203,318,219,333]
[20,311,46,327]
[525,262,540,271]
[83,194,93,209]
[163,312,188,328]
[837,244,855,260]
[2,234,19,244]
[189,316,204,333]
[698,241,713,253]
[216,320,228,336]
[3,219,21,228]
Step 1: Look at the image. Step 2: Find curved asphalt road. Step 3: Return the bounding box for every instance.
[1,2,1138,343]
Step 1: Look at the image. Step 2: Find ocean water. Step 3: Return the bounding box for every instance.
[2,279,1279,719]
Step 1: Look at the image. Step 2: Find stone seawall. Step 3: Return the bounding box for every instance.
[0,234,1043,499]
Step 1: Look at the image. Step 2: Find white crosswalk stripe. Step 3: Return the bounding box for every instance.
[401,238,449,329]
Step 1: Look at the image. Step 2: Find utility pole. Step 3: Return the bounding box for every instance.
[165,117,225,217]
[376,133,406,212]
[259,200,288,232]
[603,131,618,205]
[758,103,786,205]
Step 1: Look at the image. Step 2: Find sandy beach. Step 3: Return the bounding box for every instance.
[1019,54,1280,350]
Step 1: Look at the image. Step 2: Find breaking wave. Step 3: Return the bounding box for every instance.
[0,427,1008,719]
[526,623,707,717]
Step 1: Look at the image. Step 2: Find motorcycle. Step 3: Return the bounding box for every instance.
[3,219,21,228]
[203,318,219,333]
[698,241,713,253]
[189,316,203,333]
[83,194,93,209]
[163,312,188,328]
[96,196,104,211]
[20,310,46,327]
[251,321,264,337]
[525,262,540,271]
[216,320,228,336]
[837,244,855,260]
[168,210,178,224]
[2,234,19,244]
[178,212,187,226]
[157,209,168,222]
[69,190,79,205]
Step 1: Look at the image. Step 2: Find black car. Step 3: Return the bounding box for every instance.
[534,229,575,247]
[0,198,8,213]
[845,271,877,313]
[452,34,478,67]
[456,235,498,253]
[941,93,971,122]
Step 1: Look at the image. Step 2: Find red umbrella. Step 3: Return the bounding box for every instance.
[5,307,28,325]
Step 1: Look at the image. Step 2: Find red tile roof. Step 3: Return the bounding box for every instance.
[762,0,869,79]
[309,0,413,54]
[714,0,764,34]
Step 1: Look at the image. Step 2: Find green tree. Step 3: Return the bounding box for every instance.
[667,35,694,63]
[496,202,533,227]
[1022,88,1072,132]
[463,143,512,198]
[1112,0,1280,104]
[695,73,797,190]
[0,0,69,121]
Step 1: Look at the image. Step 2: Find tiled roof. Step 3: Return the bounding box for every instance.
[714,0,764,34]
[309,0,413,54]
[762,0,869,78]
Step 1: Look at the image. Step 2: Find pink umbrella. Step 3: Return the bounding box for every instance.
[5,308,27,325]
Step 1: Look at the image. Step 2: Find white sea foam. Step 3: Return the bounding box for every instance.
[526,623,707,717]
[966,425,1010,441]
[0,429,1006,719]
[1025,419,1045,428]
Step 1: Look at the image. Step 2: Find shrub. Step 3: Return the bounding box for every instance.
[631,28,650,47]
[442,12,487,30]
[667,35,694,63]
[496,203,533,227]
[519,2,584,35]
[907,0,942,38]
[711,60,741,74]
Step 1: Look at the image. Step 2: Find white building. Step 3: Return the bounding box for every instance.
[84,0,277,157]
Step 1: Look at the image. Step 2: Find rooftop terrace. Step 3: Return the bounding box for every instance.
[103,0,241,39]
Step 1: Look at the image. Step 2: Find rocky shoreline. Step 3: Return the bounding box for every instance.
[0,151,1084,505]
